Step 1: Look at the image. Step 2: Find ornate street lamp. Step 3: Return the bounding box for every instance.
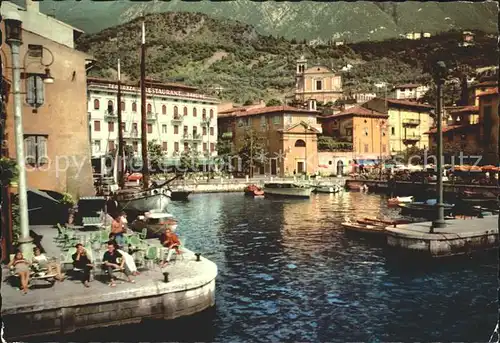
[430,61,448,232]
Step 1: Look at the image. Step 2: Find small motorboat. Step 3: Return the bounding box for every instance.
[457,190,498,205]
[244,184,265,197]
[314,183,342,194]
[129,210,177,238]
[387,196,414,206]
[263,182,312,198]
[398,199,455,218]
[346,182,369,192]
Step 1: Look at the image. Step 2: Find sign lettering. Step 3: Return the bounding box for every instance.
[89,83,216,101]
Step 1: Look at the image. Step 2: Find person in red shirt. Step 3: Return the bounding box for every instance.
[159,228,181,266]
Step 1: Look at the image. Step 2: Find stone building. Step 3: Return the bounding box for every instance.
[218,105,321,176]
[294,56,343,104]
[1,0,94,197]
[478,89,499,165]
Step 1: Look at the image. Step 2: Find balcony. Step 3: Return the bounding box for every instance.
[171,116,183,124]
[104,110,116,121]
[181,133,202,141]
[402,118,421,127]
[147,112,157,122]
[403,134,421,144]
[123,130,140,140]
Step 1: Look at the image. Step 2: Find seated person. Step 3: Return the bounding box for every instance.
[72,244,94,288]
[32,247,65,281]
[159,228,181,265]
[7,250,31,294]
[102,241,135,287]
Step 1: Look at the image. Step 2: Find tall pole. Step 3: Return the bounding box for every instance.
[8,40,32,255]
[250,132,253,178]
[117,59,124,188]
[140,19,149,190]
[431,61,447,231]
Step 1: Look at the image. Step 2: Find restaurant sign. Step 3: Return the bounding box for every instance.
[90,83,216,101]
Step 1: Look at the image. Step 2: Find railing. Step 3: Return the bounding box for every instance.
[402,118,421,126]
[124,130,139,138]
[147,112,157,121]
[104,110,116,120]
[171,116,183,123]
[403,134,421,142]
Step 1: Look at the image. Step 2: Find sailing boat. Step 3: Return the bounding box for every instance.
[113,19,171,213]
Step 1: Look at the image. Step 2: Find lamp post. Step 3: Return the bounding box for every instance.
[431,61,448,232]
[4,12,32,256]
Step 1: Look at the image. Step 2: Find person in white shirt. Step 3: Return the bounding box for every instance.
[33,247,65,281]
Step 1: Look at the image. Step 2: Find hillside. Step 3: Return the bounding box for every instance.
[22,0,499,42]
[77,12,498,104]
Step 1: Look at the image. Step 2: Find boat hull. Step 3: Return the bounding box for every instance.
[398,203,454,218]
[263,187,313,198]
[341,222,386,236]
[117,191,170,213]
[170,191,191,201]
[314,186,341,193]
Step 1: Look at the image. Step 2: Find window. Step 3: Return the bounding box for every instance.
[193,108,197,117]
[203,142,207,151]
[109,140,115,152]
[132,141,138,152]
[193,127,198,136]
[210,143,215,152]
[285,114,292,125]
[121,122,126,132]
[391,127,395,135]
[382,144,386,153]
[120,101,125,111]
[174,125,179,134]
[183,126,188,135]
[183,107,188,116]
[193,143,198,151]
[24,135,48,167]
[174,106,179,117]
[147,124,153,134]
[132,102,137,112]
[184,142,189,151]
[202,127,207,135]
[162,142,168,151]
[93,140,101,153]
[93,99,100,110]
[132,123,138,132]
[108,122,114,132]
[273,116,280,125]
[147,103,152,113]
[316,80,322,90]
[261,116,266,127]
[107,100,113,113]
[238,118,244,127]
[26,74,45,108]
[94,121,101,132]
[210,127,214,136]
[210,109,214,118]
[162,105,167,115]
[162,125,167,134]
[174,142,179,152]
[27,44,43,58]
[295,139,306,147]
[364,144,369,153]
[202,109,207,119]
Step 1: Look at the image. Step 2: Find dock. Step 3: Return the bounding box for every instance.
[385,215,499,257]
[1,226,217,340]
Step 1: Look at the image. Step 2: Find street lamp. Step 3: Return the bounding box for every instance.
[4,10,32,256]
[431,61,448,232]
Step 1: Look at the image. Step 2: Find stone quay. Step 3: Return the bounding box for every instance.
[1,226,218,340]
[385,215,499,258]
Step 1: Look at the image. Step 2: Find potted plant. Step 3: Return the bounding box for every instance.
[60,192,76,224]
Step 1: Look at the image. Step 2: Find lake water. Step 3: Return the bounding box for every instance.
[43,192,498,342]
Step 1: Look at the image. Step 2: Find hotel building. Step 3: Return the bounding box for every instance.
[87,78,219,159]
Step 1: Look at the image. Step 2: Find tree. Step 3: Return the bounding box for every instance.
[237,129,266,177]
[421,79,461,106]
[266,98,282,106]
[179,147,200,174]
[147,140,164,174]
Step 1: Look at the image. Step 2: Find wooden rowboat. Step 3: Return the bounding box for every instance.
[341,221,386,236]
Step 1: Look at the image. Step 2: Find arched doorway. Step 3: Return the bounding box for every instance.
[294,139,307,174]
[336,160,344,176]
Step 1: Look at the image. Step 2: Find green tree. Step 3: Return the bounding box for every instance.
[266,98,282,106]
[147,140,164,174]
[179,147,200,174]
[237,129,266,177]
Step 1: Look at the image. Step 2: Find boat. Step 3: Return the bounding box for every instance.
[115,187,171,213]
[129,210,177,238]
[244,184,265,197]
[346,182,369,192]
[263,181,313,198]
[341,220,387,236]
[456,190,498,205]
[358,217,412,226]
[387,196,414,206]
[398,199,455,218]
[314,183,341,194]
[167,185,193,201]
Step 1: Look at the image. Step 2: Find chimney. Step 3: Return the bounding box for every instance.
[25,0,40,13]
[308,99,317,111]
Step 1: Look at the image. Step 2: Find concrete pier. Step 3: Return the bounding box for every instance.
[1,226,218,340]
[385,215,499,257]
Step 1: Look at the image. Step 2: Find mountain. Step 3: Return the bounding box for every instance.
[21,0,499,43]
[76,12,497,104]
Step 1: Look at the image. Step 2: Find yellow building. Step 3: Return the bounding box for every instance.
[218,105,321,176]
[294,56,343,104]
[362,98,434,153]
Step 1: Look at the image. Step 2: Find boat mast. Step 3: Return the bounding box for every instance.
[140,18,149,190]
[117,58,125,188]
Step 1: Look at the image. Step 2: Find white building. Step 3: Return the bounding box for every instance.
[392,84,429,100]
[87,78,219,159]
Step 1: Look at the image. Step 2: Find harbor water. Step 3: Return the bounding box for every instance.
[36,192,496,342]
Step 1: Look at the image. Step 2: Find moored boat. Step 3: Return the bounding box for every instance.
[115,187,171,213]
[130,210,177,238]
[263,181,312,198]
[314,183,341,194]
[398,199,454,218]
[387,196,414,206]
[341,220,387,236]
[244,184,265,197]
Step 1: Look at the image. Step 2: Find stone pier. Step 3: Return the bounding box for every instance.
[385,215,499,257]
[1,226,218,340]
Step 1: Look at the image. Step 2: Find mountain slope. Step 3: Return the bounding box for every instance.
[22,0,499,42]
[76,12,497,104]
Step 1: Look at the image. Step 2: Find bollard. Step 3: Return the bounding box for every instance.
[195,253,201,262]
[163,272,169,283]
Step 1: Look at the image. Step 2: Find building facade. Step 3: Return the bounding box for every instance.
[1,0,94,197]
[362,98,435,153]
[294,56,343,104]
[478,89,499,165]
[391,84,429,100]
[218,106,321,176]
[87,78,219,159]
